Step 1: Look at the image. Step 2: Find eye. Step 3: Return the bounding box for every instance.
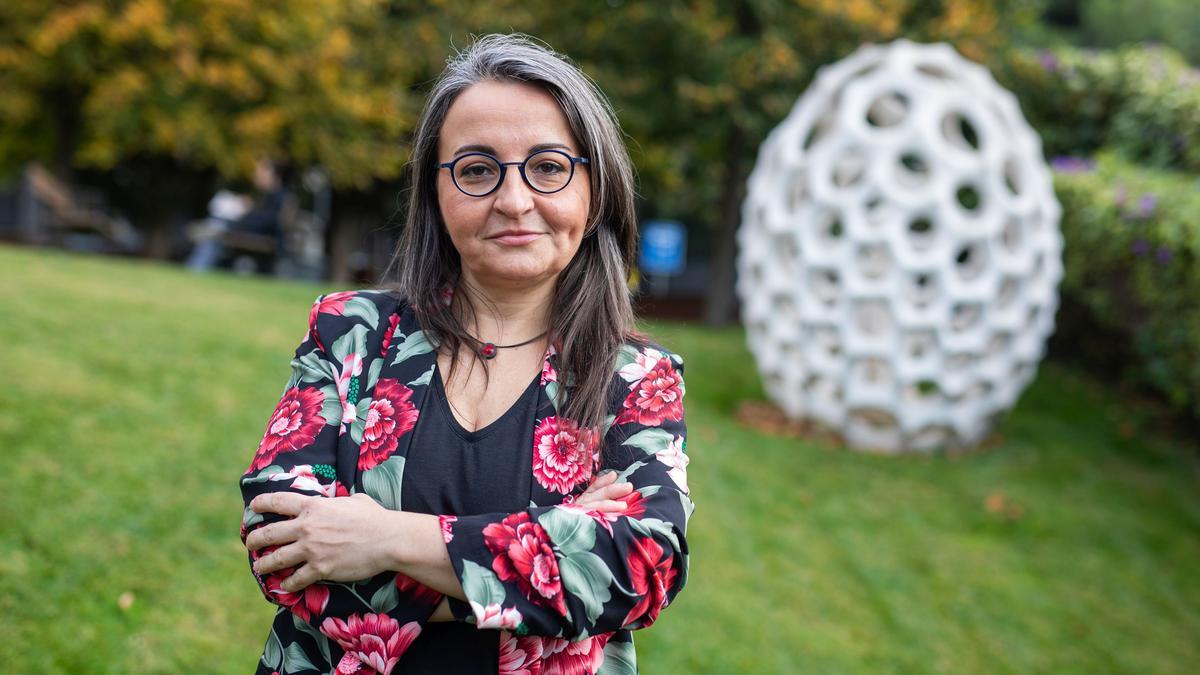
[530,158,568,175]
[457,160,497,180]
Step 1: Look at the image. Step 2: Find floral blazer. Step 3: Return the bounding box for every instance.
[239,290,692,675]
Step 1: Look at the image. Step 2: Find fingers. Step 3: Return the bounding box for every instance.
[277,564,321,594]
[252,542,306,577]
[244,520,301,552]
[249,491,311,517]
[576,480,633,506]
[583,499,629,514]
[583,468,619,494]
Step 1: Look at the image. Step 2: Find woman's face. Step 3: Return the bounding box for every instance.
[436,80,591,292]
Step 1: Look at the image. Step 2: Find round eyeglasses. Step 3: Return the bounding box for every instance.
[438,150,589,197]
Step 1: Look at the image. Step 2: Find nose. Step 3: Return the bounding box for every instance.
[491,166,536,218]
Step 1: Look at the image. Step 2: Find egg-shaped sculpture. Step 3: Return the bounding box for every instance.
[736,40,1063,452]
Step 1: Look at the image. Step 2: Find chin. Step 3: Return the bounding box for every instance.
[473,262,564,287]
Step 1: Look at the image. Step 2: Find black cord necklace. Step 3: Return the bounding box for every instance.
[474,331,548,360]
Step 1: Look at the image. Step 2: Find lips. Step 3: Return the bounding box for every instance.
[490,230,543,246]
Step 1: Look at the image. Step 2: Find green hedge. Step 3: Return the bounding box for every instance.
[996,44,1200,171]
[1052,153,1200,419]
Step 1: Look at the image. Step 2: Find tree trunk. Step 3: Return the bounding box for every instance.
[703,123,746,327]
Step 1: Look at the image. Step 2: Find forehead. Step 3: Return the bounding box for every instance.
[439,80,579,157]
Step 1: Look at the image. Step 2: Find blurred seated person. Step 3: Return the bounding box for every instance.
[186,158,292,272]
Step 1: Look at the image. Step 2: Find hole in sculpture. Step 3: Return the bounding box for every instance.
[1027,305,1040,326]
[900,152,928,174]
[863,193,892,228]
[1011,363,1032,384]
[832,149,867,188]
[909,425,950,449]
[866,91,910,128]
[955,184,982,212]
[962,381,993,405]
[955,244,986,281]
[917,63,953,80]
[851,408,894,430]
[951,303,982,331]
[819,212,845,241]
[905,331,936,358]
[916,379,939,396]
[1001,218,1021,251]
[853,358,891,385]
[996,277,1019,309]
[907,216,935,249]
[776,294,798,322]
[855,301,891,336]
[803,117,832,151]
[812,326,840,358]
[786,169,808,212]
[1031,252,1045,279]
[811,269,841,306]
[946,353,971,371]
[1028,208,1045,231]
[857,244,891,279]
[897,152,931,186]
[1003,157,1022,196]
[941,112,982,152]
[906,272,937,307]
[765,372,785,395]
[988,332,1012,356]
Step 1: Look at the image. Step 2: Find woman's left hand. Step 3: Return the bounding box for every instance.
[245,492,400,592]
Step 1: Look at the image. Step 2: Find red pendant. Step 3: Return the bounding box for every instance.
[480,342,497,359]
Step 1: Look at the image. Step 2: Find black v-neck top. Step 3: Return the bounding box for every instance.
[397,365,540,673]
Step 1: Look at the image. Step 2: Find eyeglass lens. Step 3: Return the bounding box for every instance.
[453,151,575,196]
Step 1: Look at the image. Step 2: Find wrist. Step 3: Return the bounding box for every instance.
[384,511,438,570]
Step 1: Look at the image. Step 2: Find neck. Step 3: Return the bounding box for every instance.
[455,274,555,344]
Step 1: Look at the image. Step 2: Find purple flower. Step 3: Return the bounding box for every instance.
[1137,193,1158,218]
[1039,50,1059,73]
[1051,156,1095,173]
[1131,239,1151,257]
[1155,246,1173,266]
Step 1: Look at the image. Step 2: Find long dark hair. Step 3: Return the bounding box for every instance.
[385,33,639,431]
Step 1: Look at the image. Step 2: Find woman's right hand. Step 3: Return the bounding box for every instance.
[572,470,634,513]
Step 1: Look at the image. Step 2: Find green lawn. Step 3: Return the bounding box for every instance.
[2,244,1198,674]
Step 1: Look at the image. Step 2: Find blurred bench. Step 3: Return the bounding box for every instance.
[22,163,141,252]
[186,185,327,279]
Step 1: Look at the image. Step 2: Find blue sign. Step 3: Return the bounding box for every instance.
[640,219,687,276]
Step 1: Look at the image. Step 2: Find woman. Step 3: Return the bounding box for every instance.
[239,34,691,675]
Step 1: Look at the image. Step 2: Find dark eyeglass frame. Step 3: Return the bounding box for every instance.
[437,150,590,197]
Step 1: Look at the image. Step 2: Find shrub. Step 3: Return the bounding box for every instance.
[1051,152,1200,419]
[1080,0,1200,66]
[996,44,1200,171]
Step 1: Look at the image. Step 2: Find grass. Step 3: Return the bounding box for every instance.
[1,243,1198,674]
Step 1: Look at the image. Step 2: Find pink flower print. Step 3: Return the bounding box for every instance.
[531,416,597,495]
[320,613,420,675]
[250,387,326,471]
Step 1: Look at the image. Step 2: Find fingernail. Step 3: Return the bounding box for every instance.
[598,469,616,477]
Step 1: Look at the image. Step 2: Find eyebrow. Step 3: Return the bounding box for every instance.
[451,142,574,156]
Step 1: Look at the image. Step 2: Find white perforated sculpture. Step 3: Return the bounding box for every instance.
[736,40,1064,452]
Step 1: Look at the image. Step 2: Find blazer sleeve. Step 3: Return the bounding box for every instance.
[238,293,441,638]
[440,345,692,640]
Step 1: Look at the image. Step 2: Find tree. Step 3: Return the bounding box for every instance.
[0,0,1036,286]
